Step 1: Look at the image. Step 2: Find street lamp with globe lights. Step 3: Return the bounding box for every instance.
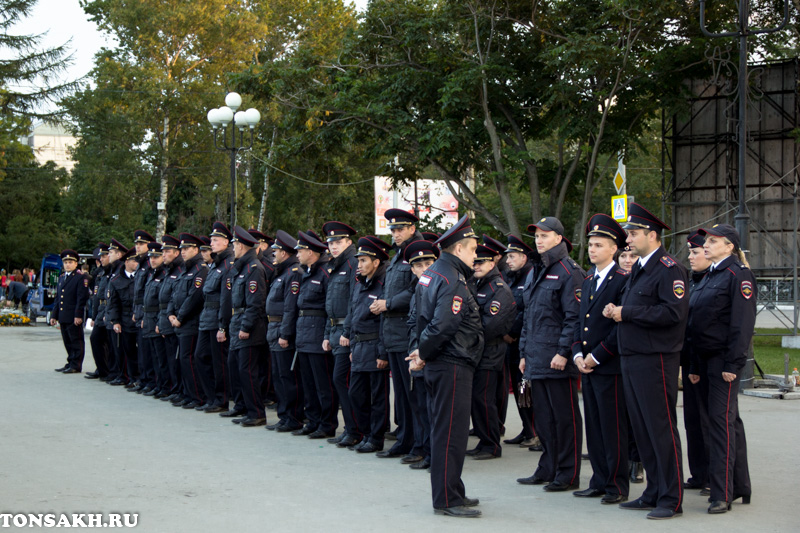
[206,92,261,228]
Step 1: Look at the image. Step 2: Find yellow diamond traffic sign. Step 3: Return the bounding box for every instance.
[613,171,625,194]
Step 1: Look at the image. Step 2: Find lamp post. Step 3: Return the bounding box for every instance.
[207,92,261,229]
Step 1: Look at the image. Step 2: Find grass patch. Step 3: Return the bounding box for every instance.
[753,328,800,376]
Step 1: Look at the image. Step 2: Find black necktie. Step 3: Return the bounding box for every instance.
[589,274,600,300]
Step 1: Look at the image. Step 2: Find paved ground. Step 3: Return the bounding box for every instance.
[1,324,798,532]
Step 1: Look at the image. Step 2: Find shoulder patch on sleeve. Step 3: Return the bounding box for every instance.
[673,279,685,299]
[660,256,677,268]
[194,277,203,289]
[741,280,753,299]
[226,277,232,290]
[84,278,89,287]
[452,295,462,314]
[291,281,299,294]
[574,287,582,302]
[489,300,501,315]
[249,280,258,294]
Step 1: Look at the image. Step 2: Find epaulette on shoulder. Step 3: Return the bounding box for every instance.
[584,274,593,280]
[250,263,258,268]
[292,267,298,272]
[737,262,749,270]
[660,256,677,268]
[615,268,629,276]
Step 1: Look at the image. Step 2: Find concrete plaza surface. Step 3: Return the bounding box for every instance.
[1,325,798,533]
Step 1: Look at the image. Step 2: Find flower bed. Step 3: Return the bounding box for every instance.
[0,313,31,326]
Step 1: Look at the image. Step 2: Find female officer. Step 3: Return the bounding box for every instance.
[687,224,755,514]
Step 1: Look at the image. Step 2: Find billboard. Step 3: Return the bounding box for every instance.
[374,177,459,235]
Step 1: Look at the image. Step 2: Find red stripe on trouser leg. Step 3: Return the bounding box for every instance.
[660,354,683,510]
[444,366,457,508]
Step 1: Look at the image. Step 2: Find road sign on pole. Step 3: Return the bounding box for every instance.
[612,195,628,222]
[613,156,626,195]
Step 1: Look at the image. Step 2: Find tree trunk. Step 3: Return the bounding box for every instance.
[257,127,277,231]
[155,116,169,239]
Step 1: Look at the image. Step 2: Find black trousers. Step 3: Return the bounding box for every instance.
[233,344,266,420]
[273,349,303,427]
[471,368,502,457]
[409,372,431,460]
[110,330,138,382]
[682,361,710,487]
[106,328,122,380]
[621,353,684,512]
[163,333,181,395]
[582,373,629,496]
[59,322,85,371]
[505,344,535,439]
[698,357,751,503]
[89,323,110,377]
[147,336,169,392]
[387,350,415,454]
[425,360,473,510]
[178,334,204,403]
[333,350,359,437]
[297,351,321,430]
[496,357,509,435]
[137,329,155,387]
[306,352,339,434]
[348,370,389,444]
[531,378,582,485]
[195,330,226,407]
[228,337,245,412]
[259,346,276,404]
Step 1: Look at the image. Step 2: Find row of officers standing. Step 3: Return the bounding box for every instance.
[52,203,755,519]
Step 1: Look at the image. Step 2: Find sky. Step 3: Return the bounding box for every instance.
[9,0,370,100]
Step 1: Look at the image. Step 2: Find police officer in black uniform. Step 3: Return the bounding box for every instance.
[294,230,337,438]
[105,239,128,385]
[227,226,269,427]
[264,230,304,431]
[344,236,392,453]
[158,235,185,402]
[682,230,711,494]
[196,222,235,413]
[374,208,423,459]
[571,214,630,504]
[604,203,689,520]
[502,235,538,449]
[129,230,156,393]
[320,221,359,446]
[107,247,140,386]
[249,228,277,407]
[688,224,755,514]
[404,239,440,470]
[170,233,209,409]
[517,217,584,492]
[52,249,89,374]
[141,242,168,397]
[86,243,111,380]
[407,215,484,518]
[466,244,516,460]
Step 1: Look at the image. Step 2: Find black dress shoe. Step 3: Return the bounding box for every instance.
[517,475,550,485]
[503,433,525,445]
[276,424,302,433]
[468,428,475,436]
[465,447,481,456]
[308,429,334,439]
[266,421,285,431]
[232,417,247,425]
[707,501,731,514]
[204,405,226,413]
[337,435,361,448]
[109,379,126,386]
[348,438,368,451]
[629,461,644,483]
[384,429,398,441]
[700,487,710,496]
[732,494,751,504]
[175,398,193,407]
[433,506,481,518]
[375,449,404,458]
[683,480,704,490]
[410,459,431,470]
[573,488,604,498]
[619,498,655,511]
[240,417,267,427]
[99,375,113,382]
[124,381,137,389]
[84,371,100,379]
[54,365,68,372]
[600,494,627,505]
[581,453,590,460]
[154,390,169,399]
[127,384,143,392]
[219,409,246,418]
[291,425,316,436]
[327,433,345,444]
[356,442,384,453]
[143,388,158,397]
[194,403,212,411]
[62,368,80,374]
[473,452,499,460]
[647,507,682,520]
[401,454,424,464]
[543,481,579,492]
